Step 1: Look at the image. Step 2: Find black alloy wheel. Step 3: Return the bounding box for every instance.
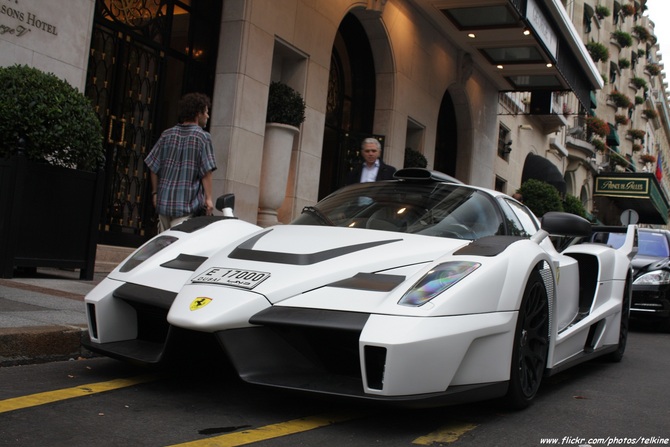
[505,269,549,409]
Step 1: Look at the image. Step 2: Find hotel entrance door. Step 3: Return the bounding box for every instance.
[85,0,221,247]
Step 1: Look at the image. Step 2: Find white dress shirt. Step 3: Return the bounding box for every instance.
[360,160,380,183]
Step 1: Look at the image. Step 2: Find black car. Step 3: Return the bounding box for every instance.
[630,229,670,330]
[598,228,670,331]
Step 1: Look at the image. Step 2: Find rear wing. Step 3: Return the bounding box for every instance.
[591,225,639,261]
[536,212,637,260]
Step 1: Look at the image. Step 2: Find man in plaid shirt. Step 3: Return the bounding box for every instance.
[146,92,217,232]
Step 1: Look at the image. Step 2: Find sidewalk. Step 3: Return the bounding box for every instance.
[0,245,132,367]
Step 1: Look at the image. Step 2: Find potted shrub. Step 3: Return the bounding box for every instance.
[635,95,645,106]
[404,147,428,168]
[621,3,635,17]
[627,128,646,141]
[618,58,631,70]
[258,81,307,227]
[563,194,588,219]
[645,63,662,76]
[0,65,103,170]
[596,5,611,19]
[517,179,563,217]
[632,25,651,42]
[640,153,656,164]
[612,30,633,48]
[642,108,658,119]
[632,143,643,152]
[586,116,609,138]
[614,114,629,126]
[586,41,610,62]
[265,81,306,128]
[591,138,608,153]
[631,77,648,90]
[609,91,632,109]
[0,65,105,279]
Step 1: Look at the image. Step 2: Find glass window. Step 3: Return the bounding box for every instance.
[292,183,505,240]
[500,199,539,237]
[638,231,670,257]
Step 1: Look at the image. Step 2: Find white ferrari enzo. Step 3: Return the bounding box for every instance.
[83,168,637,408]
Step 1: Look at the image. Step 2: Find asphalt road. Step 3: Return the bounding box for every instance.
[1,325,668,447]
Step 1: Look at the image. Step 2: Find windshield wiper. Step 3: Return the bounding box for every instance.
[301,206,334,226]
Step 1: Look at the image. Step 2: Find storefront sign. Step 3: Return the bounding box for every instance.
[595,177,650,197]
[0,0,58,38]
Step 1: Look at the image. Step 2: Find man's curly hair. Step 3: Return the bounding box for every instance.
[178,93,211,123]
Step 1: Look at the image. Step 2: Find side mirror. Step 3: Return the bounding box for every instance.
[215,194,235,217]
[540,211,592,237]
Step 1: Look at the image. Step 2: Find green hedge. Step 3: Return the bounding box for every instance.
[0,65,103,171]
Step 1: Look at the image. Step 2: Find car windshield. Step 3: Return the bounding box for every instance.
[638,231,670,257]
[291,182,505,240]
[601,230,670,257]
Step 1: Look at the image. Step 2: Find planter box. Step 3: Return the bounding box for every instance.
[0,153,104,279]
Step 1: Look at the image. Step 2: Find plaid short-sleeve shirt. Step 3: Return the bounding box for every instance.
[145,124,217,217]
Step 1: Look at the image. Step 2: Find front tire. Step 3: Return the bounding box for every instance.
[606,271,631,362]
[505,269,549,409]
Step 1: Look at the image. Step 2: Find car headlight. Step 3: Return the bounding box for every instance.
[633,270,670,286]
[399,261,481,307]
[119,236,179,272]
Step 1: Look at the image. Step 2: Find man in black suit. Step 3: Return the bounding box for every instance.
[347,137,397,185]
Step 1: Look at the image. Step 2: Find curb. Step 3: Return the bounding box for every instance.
[0,325,94,367]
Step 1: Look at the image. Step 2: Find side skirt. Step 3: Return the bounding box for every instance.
[545,344,618,377]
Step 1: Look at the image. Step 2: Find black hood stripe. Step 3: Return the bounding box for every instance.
[229,229,402,265]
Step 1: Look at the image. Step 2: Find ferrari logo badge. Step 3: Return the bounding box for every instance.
[190,297,212,311]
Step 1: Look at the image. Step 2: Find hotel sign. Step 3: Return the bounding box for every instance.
[594,177,650,198]
[526,0,558,58]
[0,0,58,38]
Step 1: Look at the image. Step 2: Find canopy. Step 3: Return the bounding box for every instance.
[522,153,566,195]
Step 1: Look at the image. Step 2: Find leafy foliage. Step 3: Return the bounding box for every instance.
[642,108,658,119]
[645,63,662,76]
[0,65,103,171]
[640,153,656,164]
[586,116,609,138]
[404,147,427,168]
[612,30,633,48]
[586,41,609,62]
[591,138,607,152]
[632,25,651,42]
[609,91,632,108]
[627,128,646,140]
[266,81,306,127]
[563,194,588,219]
[518,179,563,217]
[614,114,629,125]
[595,5,611,18]
[631,77,648,90]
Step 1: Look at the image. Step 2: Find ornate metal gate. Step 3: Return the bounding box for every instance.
[85,0,221,247]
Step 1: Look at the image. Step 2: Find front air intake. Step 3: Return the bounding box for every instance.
[364,345,387,390]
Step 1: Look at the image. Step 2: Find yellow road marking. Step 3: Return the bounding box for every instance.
[167,412,363,447]
[413,421,478,445]
[0,374,161,414]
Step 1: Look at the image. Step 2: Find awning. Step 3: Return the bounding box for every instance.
[522,153,567,195]
[594,173,669,224]
[606,124,620,147]
[428,0,603,111]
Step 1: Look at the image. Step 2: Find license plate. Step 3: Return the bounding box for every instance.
[191,268,270,289]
